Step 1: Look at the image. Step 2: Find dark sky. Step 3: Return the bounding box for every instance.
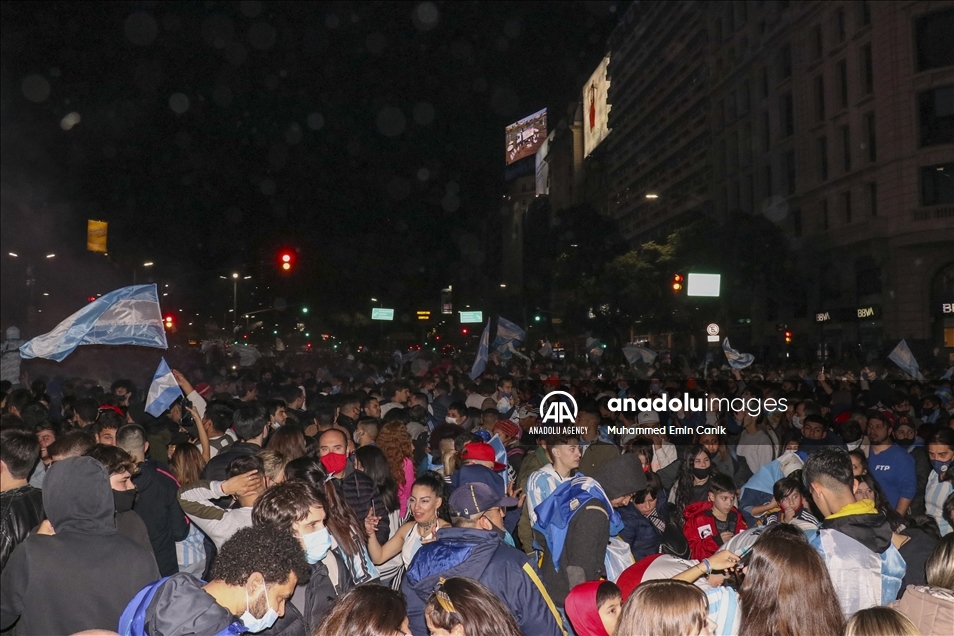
[0,0,620,333]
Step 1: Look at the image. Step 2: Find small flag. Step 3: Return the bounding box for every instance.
[145,358,183,417]
[488,434,510,491]
[623,345,657,366]
[20,285,167,362]
[492,316,526,354]
[722,338,755,369]
[888,340,925,381]
[469,319,491,380]
[539,339,553,358]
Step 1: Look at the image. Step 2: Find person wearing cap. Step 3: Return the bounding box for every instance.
[402,482,565,636]
[866,409,917,515]
[533,453,647,610]
[450,441,506,494]
[494,419,525,475]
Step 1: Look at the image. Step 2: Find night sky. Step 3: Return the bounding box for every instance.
[0,1,620,332]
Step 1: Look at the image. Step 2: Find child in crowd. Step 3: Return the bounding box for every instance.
[565,580,622,636]
[683,473,747,560]
[764,476,819,526]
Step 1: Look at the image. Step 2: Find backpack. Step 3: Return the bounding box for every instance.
[118,577,248,636]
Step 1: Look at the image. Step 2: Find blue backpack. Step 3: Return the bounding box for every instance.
[118,576,248,636]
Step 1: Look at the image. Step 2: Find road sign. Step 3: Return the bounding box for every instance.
[706,323,720,336]
[459,311,483,323]
[416,310,431,321]
[707,335,720,343]
[371,308,395,321]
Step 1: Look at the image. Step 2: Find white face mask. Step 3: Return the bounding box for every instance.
[445,416,458,424]
[792,415,803,429]
[240,583,279,632]
[845,440,862,451]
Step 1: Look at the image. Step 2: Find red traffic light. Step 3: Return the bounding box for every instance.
[278,250,295,271]
[163,315,175,330]
[87,296,96,303]
[461,328,469,336]
[672,274,684,292]
[784,330,793,344]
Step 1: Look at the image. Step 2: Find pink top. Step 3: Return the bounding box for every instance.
[398,456,415,518]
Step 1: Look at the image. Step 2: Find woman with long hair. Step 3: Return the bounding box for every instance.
[844,607,921,636]
[696,432,750,487]
[424,577,521,636]
[355,445,403,585]
[616,580,712,636]
[284,456,379,585]
[316,584,409,636]
[169,442,209,576]
[376,421,417,517]
[891,533,954,636]
[674,528,844,636]
[925,427,954,535]
[670,445,713,527]
[365,471,450,569]
[265,425,306,462]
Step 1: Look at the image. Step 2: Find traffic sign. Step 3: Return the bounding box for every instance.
[371,308,395,321]
[706,323,720,336]
[459,311,483,323]
[416,310,431,321]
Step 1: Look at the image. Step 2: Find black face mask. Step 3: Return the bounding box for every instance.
[113,489,136,513]
[692,467,710,480]
[896,439,915,448]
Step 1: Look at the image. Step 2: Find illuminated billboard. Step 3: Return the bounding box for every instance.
[583,54,611,157]
[505,108,547,165]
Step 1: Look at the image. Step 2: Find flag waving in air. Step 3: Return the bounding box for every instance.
[145,358,184,417]
[469,319,492,380]
[20,285,168,362]
[722,338,755,369]
[888,340,925,381]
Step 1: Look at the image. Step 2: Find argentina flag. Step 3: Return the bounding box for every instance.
[20,285,168,362]
[469,319,491,380]
[888,340,925,381]
[722,337,755,369]
[145,357,183,417]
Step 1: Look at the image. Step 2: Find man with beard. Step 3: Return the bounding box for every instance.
[866,410,916,515]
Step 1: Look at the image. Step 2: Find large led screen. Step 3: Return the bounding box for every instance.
[505,108,547,165]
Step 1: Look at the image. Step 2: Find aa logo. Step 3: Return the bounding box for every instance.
[540,391,579,425]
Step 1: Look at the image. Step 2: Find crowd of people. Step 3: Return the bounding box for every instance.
[1,347,953,635]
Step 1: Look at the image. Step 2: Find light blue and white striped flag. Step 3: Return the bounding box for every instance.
[145,357,183,417]
[623,345,657,366]
[20,285,167,362]
[888,340,925,381]
[493,316,526,353]
[722,338,755,369]
[469,319,491,381]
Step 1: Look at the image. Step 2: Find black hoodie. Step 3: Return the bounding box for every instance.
[0,456,160,635]
[133,459,190,576]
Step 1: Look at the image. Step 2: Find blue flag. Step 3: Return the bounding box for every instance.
[469,319,491,380]
[20,285,168,362]
[722,338,755,369]
[145,357,183,417]
[492,316,526,356]
[888,340,925,381]
[488,434,510,491]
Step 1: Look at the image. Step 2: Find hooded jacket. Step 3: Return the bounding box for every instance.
[890,585,954,636]
[402,527,564,636]
[565,581,610,636]
[682,500,747,560]
[618,489,670,561]
[0,456,160,635]
[133,460,190,576]
[811,499,906,618]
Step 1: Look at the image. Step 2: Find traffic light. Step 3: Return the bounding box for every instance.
[87,296,96,303]
[164,315,174,330]
[784,330,793,344]
[461,328,469,336]
[534,315,542,322]
[278,250,295,272]
[672,274,684,292]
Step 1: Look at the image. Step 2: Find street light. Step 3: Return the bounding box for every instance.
[46,254,55,259]
[8,253,18,258]
[133,261,154,284]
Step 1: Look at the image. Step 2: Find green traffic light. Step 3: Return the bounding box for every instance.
[302,307,308,313]
[534,315,541,322]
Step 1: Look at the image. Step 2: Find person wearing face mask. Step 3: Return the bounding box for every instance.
[352,417,379,448]
[402,482,565,636]
[84,444,156,560]
[444,402,468,428]
[893,419,933,517]
[921,394,951,427]
[925,428,954,535]
[866,410,917,516]
[119,525,309,636]
[252,481,350,633]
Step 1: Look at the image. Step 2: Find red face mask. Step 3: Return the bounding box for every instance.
[320,452,348,476]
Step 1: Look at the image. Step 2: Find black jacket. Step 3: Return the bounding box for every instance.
[332,471,390,545]
[536,498,611,607]
[133,460,190,576]
[0,484,44,572]
[0,456,160,635]
[292,549,355,634]
[201,441,262,482]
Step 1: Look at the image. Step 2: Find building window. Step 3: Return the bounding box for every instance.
[760,67,769,98]
[740,80,750,115]
[861,44,873,94]
[915,8,954,72]
[792,208,802,237]
[869,182,877,217]
[812,25,823,60]
[837,60,849,108]
[765,163,773,198]
[780,93,794,137]
[763,110,771,151]
[779,43,793,80]
[860,1,871,26]
[785,150,797,195]
[843,191,852,223]
[857,268,882,296]
[841,125,851,172]
[864,112,876,162]
[918,86,954,147]
[921,163,954,206]
[835,8,846,43]
[814,75,826,121]
[817,136,829,181]
[820,199,829,230]
[740,123,752,168]
[745,174,754,212]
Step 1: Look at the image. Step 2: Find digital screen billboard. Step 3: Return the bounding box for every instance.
[687,274,721,297]
[583,54,611,157]
[505,108,547,165]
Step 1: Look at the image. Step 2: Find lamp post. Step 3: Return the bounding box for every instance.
[133,261,154,285]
